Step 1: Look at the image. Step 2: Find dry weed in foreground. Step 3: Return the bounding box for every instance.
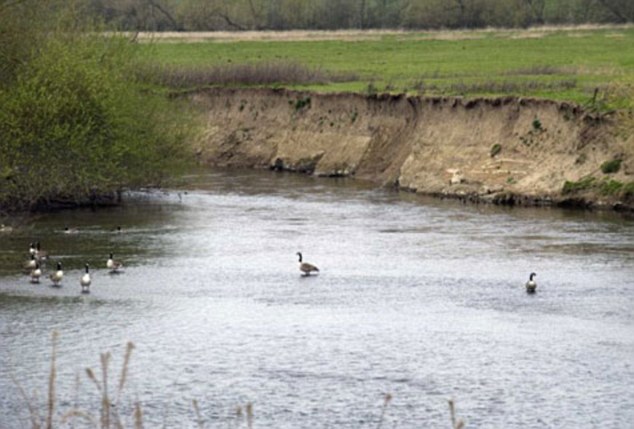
[12,333,467,428]
[448,398,465,429]
[375,392,392,429]
[11,332,136,429]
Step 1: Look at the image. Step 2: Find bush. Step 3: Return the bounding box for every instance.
[0,7,190,211]
[490,144,502,157]
[562,176,595,194]
[600,159,622,174]
[599,180,623,196]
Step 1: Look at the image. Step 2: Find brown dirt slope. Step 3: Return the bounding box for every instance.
[189,88,634,211]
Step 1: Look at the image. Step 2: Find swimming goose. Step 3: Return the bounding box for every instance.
[80,264,91,293]
[49,262,63,286]
[297,252,319,276]
[30,262,42,284]
[107,253,123,273]
[525,272,537,294]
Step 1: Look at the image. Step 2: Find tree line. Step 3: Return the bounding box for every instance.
[86,0,633,31]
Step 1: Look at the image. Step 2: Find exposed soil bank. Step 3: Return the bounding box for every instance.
[189,88,634,211]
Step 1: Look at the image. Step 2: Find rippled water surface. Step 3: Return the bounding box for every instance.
[1,170,633,428]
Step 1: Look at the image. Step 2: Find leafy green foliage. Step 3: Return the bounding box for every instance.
[490,144,502,157]
[600,159,622,174]
[599,179,624,195]
[562,176,596,194]
[0,4,190,211]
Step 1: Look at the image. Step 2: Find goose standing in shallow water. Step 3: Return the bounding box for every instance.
[80,264,91,294]
[30,262,42,284]
[35,241,49,261]
[24,254,37,272]
[107,253,123,273]
[297,252,319,276]
[49,262,63,286]
[526,272,537,294]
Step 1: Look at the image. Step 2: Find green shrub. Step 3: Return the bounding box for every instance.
[600,159,622,174]
[0,23,190,210]
[294,96,311,110]
[490,144,502,157]
[562,176,595,194]
[599,180,623,196]
[532,117,542,131]
[622,182,634,199]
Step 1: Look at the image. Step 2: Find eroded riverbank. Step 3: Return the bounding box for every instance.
[189,88,634,211]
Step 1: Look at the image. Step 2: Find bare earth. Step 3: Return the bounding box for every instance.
[189,88,633,211]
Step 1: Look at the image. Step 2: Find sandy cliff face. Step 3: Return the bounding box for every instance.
[190,88,633,210]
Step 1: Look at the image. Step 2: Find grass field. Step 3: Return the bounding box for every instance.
[139,26,634,108]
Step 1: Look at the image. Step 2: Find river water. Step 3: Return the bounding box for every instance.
[1,170,633,428]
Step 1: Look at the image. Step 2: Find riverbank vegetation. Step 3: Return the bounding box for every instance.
[139,25,634,109]
[0,1,191,213]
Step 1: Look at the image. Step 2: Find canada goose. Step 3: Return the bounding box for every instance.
[35,241,49,261]
[24,254,37,271]
[80,264,91,294]
[64,226,79,234]
[526,272,537,294]
[297,252,319,276]
[49,262,63,286]
[30,262,42,284]
[29,242,37,256]
[107,253,123,273]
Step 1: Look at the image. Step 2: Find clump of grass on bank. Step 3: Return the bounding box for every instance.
[562,176,634,201]
[139,61,358,89]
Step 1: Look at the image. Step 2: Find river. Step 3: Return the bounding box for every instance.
[1,170,633,428]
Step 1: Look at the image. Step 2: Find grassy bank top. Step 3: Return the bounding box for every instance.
[140,25,634,109]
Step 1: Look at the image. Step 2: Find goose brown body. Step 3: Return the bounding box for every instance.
[297,252,319,276]
[526,272,537,293]
[107,253,123,273]
[49,262,63,286]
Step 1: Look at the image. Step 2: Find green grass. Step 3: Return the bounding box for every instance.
[138,27,634,108]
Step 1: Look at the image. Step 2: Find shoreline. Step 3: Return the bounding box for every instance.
[188,87,634,213]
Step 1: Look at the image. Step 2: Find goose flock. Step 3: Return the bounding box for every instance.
[18,233,124,294]
[11,228,538,294]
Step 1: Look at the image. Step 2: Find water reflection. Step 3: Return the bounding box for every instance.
[1,169,633,428]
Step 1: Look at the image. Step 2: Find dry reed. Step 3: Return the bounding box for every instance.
[376,392,393,429]
[448,399,465,429]
[46,330,58,429]
[11,333,473,428]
